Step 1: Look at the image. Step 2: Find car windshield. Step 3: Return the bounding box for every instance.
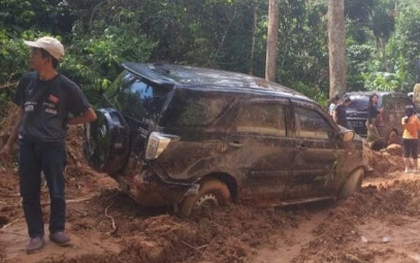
[347,95,370,111]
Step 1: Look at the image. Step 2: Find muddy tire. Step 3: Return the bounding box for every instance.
[179,179,231,218]
[387,130,400,146]
[339,168,364,199]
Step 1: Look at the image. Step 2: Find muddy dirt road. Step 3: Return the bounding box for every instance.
[2,126,420,263]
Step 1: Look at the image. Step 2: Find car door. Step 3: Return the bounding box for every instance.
[225,98,296,204]
[289,104,338,199]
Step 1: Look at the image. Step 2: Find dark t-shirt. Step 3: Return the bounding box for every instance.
[367,104,379,124]
[335,104,351,129]
[14,72,91,142]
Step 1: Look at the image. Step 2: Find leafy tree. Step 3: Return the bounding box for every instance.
[392,0,420,88]
[0,0,74,35]
[1,0,420,113]
[371,0,396,72]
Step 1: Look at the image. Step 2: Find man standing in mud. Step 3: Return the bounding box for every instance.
[0,36,97,254]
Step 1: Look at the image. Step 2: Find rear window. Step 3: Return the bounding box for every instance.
[107,71,171,121]
[160,90,233,127]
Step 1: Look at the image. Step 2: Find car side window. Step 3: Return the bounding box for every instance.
[236,103,286,136]
[294,106,333,139]
[160,91,233,127]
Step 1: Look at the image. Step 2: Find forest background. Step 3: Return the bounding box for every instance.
[0,0,419,119]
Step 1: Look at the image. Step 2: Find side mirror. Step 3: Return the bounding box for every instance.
[338,130,355,142]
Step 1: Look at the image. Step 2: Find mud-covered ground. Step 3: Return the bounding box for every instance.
[2,110,420,263]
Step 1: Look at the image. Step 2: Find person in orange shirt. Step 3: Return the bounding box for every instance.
[401,105,420,173]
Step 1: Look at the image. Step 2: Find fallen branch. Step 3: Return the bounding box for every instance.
[0,81,18,90]
[66,145,81,168]
[1,218,19,230]
[65,197,92,204]
[180,239,206,255]
[105,201,117,234]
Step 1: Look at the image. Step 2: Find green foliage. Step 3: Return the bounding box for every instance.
[0,0,420,113]
[363,71,404,91]
[0,93,8,120]
[272,1,329,97]
[345,0,375,25]
[62,27,156,106]
[392,2,420,87]
[347,43,375,91]
[292,81,329,107]
[0,30,34,83]
[0,0,73,35]
[372,12,395,43]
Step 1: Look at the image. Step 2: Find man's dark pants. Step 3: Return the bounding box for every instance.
[19,139,67,238]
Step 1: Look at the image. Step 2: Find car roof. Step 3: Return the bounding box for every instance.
[122,62,313,103]
[345,91,408,98]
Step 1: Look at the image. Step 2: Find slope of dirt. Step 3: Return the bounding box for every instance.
[2,109,420,263]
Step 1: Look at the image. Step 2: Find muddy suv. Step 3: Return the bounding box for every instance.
[345,91,415,148]
[84,62,366,217]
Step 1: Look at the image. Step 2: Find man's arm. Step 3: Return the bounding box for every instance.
[0,108,23,163]
[66,107,97,125]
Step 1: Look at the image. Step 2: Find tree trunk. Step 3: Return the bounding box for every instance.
[328,0,347,98]
[265,0,279,82]
[378,37,390,72]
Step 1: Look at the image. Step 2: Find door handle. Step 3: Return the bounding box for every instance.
[228,141,243,148]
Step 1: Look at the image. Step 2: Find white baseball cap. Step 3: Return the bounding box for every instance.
[24,36,64,60]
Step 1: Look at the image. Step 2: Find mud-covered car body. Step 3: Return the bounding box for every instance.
[84,63,366,214]
[345,91,415,147]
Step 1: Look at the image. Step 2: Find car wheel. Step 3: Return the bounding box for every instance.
[339,168,364,199]
[387,130,400,146]
[179,179,231,218]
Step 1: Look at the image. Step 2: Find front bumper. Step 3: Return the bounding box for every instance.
[115,168,198,207]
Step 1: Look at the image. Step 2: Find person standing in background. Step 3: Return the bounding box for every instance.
[0,36,97,254]
[366,93,384,148]
[328,94,340,117]
[401,105,420,173]
[328,95,340,117]
[333,96,352,129]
